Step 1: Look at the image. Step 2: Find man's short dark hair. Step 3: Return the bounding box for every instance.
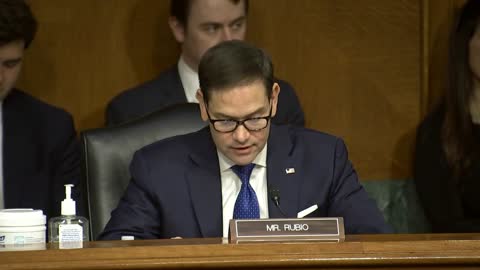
[199,40,274,103]
[0,0,37,48]
[170,0,249,26]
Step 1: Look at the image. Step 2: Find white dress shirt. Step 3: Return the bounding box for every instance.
[218,144,269,238]
[177,56,200,103]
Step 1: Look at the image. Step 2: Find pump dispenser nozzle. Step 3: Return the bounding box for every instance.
[48,184,89,243]
[61,184,76,216]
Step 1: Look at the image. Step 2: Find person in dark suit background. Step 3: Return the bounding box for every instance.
[99,40,389,240]
[106,0,305,127]
[0,0,83,219]
[414,0,480,233]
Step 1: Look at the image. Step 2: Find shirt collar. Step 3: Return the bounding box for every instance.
[217,143,268,172]
[177,55,200,103]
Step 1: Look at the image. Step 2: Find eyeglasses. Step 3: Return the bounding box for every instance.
[206,105,272,133]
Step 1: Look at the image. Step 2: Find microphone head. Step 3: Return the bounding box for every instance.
[268,186,280,200]
[268,186,284,212]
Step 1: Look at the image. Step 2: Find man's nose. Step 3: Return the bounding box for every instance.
[232,124,250,143]
[220,27,233,41]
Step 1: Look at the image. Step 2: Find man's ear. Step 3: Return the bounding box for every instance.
[271,83,280,117]
[168,16,185,43]
[196,89,209,121]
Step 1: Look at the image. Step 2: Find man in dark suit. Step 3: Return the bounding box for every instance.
[0,0,83,219]
[99,40,389,240]
[106,0,305,127]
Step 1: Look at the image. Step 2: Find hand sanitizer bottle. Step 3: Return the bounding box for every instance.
[48,184,89,247]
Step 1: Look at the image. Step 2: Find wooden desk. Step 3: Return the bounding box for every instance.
[1,234,480,269]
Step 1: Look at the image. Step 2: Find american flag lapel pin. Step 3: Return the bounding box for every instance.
[285,168,295,174]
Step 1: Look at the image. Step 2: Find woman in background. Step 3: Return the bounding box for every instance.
[414,0,480,232]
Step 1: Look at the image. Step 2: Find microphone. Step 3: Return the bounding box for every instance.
[268,186,287,217]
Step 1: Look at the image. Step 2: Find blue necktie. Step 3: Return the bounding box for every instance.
[232,163,260,219]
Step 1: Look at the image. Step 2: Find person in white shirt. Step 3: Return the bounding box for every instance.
[99,40,390,240]
[106,0,305,127]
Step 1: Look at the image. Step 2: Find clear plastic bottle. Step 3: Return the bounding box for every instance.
[48,184,89,247]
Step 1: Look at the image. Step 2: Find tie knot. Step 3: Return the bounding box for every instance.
[231,163,255,184]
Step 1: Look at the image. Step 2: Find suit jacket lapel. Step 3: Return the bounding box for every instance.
[267,125,303,218]
[185,128,223,237]
[184,125,304,235]
[169,65,188,103]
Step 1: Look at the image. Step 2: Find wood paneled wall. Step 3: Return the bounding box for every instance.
[19,0,179,128]
[16,0,462,180]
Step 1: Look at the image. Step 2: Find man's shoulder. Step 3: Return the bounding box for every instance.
[109,66,181,105]
[278,125,340,144]
[137,127,209,157]
[106,65,188,125]
[5,89,73,122]
[270,125,344,159]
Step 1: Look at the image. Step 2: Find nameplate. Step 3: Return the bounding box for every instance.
[229,217,344,243]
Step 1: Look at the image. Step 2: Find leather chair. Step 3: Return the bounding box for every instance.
[81,103,206,240]
[362,179,431,233]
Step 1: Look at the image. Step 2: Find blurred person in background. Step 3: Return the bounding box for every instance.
[106,0,305,127]
[0,0,83,219]
[414,0,480,232]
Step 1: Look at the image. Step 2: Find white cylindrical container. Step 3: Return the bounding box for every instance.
[0,209,46,245]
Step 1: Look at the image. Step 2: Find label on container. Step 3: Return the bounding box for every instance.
[0,231,45,245]
[59,224,83,249]
[59,224,83,242]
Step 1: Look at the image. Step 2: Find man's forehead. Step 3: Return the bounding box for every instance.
[207,83,269,108]
[0,41,25,60]
[208,97,270,119]
[188,0,246,22]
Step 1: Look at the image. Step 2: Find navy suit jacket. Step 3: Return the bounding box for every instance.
[99,125,390,240]
[3,89,83,220]
[106,65,305,127]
